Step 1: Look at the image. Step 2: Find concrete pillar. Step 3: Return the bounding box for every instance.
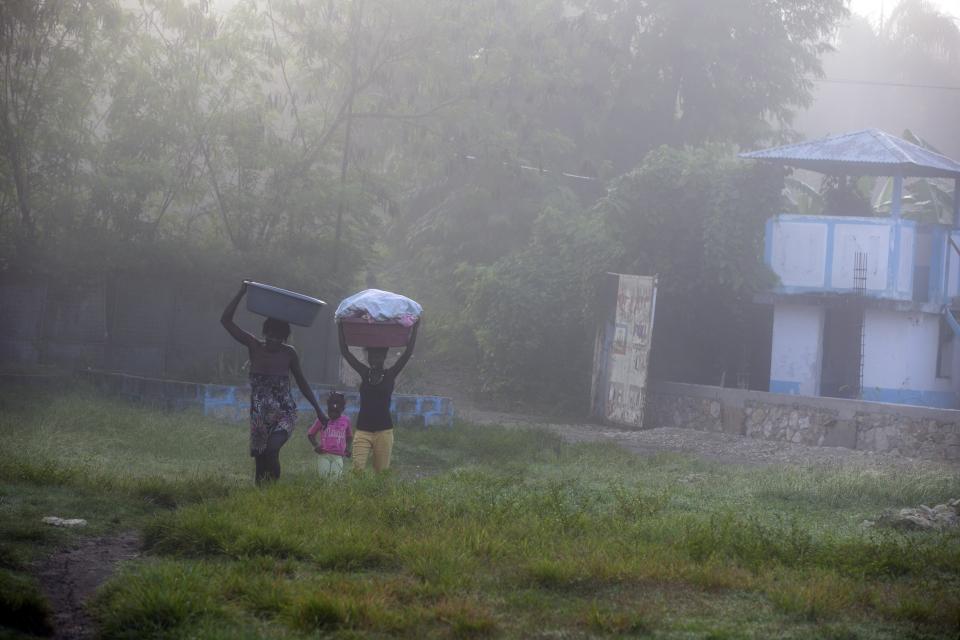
[891,173,903,219]
[769,304,825,397]
[953,177,959,229]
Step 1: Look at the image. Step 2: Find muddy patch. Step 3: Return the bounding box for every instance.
[35,532,141,640]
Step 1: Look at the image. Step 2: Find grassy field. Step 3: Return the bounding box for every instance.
[1,388,959,639]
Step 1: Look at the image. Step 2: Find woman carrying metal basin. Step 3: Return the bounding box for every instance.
[221,281,327,485]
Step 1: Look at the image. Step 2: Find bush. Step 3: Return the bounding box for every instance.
[459,144,782,407]
[465,202,622,408]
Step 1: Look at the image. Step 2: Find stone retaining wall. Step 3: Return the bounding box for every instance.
[79,370,454,427]
[647,381,960,461]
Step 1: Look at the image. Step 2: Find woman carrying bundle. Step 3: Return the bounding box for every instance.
[337,320,419,472]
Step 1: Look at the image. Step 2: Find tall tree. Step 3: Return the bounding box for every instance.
[598,145,782,385]
[91,0,372,287]
[0,0,122,248]
[97,0,267,247]
[885,0,960,63]
[385,0,849,401]
[568,0,848,168]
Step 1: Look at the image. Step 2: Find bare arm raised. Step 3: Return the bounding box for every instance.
[389,319,419,376]
[220,282,258,348]
[338,322,367,375]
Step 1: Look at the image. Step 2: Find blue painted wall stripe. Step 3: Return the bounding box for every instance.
[823,219,835,289]
[764,217,774,267]
[929,228,946,304]
[887,219,901,293]
[765,214,925,301]
[861,387,959,410]
[202,383,455,427]
[769,380,802,395]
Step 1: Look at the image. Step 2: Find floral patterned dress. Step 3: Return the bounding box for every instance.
[249,372,298,456]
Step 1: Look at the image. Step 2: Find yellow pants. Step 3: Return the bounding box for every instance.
[351,429,394,472]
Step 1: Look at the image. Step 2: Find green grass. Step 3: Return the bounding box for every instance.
[1,388,959,638]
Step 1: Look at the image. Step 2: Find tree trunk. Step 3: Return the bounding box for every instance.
[331,0,364,275]
[201,138,239,249]
[5,132,37,243]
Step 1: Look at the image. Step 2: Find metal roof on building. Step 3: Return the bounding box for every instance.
[740,129,960,179]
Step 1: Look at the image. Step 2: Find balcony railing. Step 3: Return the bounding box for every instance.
[764,214,960,307]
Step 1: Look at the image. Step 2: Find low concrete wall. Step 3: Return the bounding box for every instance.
[0,276,341,384]
[647,381,960,461]
[79,370,454,427]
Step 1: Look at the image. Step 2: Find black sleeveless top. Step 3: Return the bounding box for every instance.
[356,366,396,431]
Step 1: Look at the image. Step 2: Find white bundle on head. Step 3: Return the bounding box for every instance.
[334,289,423,322]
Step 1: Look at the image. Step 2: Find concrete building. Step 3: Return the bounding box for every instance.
[742,129,960,409]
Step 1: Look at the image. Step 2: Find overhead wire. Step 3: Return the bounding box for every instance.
[813,77,960,91]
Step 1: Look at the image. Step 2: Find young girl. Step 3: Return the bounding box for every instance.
[221,281,327,485]
[337,320,418,472]
[307,392,352,478]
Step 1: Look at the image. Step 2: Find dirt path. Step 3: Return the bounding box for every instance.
[459,408,960,471]
[35,532,141,640]
[414,366,954,470]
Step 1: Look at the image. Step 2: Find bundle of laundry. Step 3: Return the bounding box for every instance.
[335,289,422,347]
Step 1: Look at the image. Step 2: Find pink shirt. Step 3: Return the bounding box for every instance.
[308,416,352,456]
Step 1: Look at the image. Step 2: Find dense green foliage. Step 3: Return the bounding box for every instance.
[600,146,783,385]
[430,146,783,405]
[0,0,857,400]
[2,390,960,638]
[464,193,623,403]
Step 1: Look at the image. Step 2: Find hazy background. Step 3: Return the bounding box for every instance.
[1,0,956,410]
[800,0,960,156]
[851,0,958,24]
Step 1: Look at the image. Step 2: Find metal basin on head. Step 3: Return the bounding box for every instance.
[246,282,326,327]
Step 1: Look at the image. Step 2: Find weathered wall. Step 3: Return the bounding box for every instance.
[861,309,957,408]
[590,273,657,428]
[949,230,960,298]
[647,381,960,461]
[765,215,915,301]
[79,370,454,427]
[0,276,340,384]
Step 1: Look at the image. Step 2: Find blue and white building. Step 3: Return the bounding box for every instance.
[742,130,960,409]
